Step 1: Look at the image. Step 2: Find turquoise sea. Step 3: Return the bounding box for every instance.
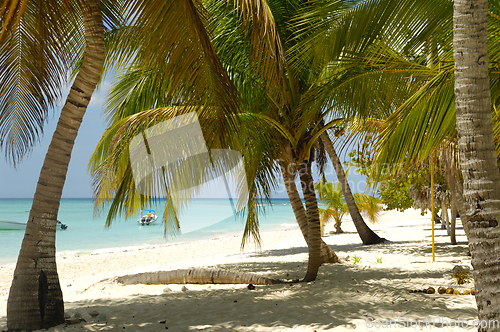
[0,198,297,265]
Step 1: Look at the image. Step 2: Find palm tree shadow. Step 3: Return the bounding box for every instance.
[59,260,477,331]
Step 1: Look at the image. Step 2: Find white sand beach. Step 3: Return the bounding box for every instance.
[0,209,481,331]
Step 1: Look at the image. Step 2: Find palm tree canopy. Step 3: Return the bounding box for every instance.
[291,0,500,175]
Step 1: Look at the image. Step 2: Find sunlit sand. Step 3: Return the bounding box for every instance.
[0,208,478,331]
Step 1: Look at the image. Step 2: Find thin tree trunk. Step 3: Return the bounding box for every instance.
[115,269,283,285]
[453,0,500,328]
[441,202,449,233]
[281,164,339,264]
[442,145,471,240]
[298,159,322,282]
[450,200,457,245]
[320,132,386,244]
[7,1,104,330]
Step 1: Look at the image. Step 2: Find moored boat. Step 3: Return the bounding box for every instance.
[0,220,26,230]
[138,210,157,226]
[0,220,68,230]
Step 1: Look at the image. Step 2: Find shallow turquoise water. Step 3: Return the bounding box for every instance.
[0,198,296,265]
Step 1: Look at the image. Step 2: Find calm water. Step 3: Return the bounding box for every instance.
[0,198,297,265]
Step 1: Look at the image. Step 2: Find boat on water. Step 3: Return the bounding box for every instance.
[0,220,26,230]
[0,220,68,230]
[138,210,157,226]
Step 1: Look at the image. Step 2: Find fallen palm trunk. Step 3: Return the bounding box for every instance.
[115,269,283,285]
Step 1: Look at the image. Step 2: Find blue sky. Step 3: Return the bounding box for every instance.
[0,80,368,199]
[0,82,110,198]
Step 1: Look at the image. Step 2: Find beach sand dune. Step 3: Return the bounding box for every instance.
[0,209,479,331]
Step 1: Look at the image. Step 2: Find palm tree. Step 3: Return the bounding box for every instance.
[453,0,500,325]
[296,0,500,323]
[89,0,347,282]
[3,1,105,329]
[92,0,419,282]
[281,165,339,263]
[320,132,386,243]
[1,0,244,330]
[315,179,349,234]
[315,178,382,235]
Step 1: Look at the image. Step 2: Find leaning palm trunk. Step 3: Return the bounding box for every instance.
[442,145,470,241]
[450,200,457,245]
[453,0,500,328]
[441,202,449,233]
[7,1,104,330]
[320,132,385,244]
[281,165,339,264]
[298,159,323,282]
[115,269,283,285]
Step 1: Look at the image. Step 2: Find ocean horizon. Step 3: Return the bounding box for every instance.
[0,198,298,265]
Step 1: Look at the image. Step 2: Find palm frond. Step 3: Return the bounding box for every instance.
[0,0,83,165]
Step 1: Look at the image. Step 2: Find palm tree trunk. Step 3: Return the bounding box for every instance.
[7,1,104,330]
[298,159,323,282]
[453,0,500,327]
[115,268,283,285]
[450,200,457,245]
[442,146,471,240]
[441,202,449,233]
[281,164,339,264]
[320,132,386,244]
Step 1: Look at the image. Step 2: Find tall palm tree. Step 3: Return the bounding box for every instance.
[89,0,343,283]
[453,0,500,326]
[281,165,339,263]
[91,0,412,281]
[1,0,244,330]
[320,132,386,243]
[3,1,105,329]
[296,0,500,323]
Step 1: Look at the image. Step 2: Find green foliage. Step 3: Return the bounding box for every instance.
[378,176,414,212]
[376,257,382,264]
[345,144,449,212]
[345,146,414,212]
[353,255,362,264]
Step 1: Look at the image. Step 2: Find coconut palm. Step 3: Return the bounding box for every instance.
[315,178,382,235]
[2,1,106,329]
[1,0,246,330]
[320,132,386,243]
[453,0,500,325]
[92,0,420,282]
[315,179,349,234]
[296,0,500,323]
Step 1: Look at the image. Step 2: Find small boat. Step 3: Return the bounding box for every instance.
[57,220,68,230]
[0,220,26,230]
[0,220,68,230]
[138,209,157,226]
